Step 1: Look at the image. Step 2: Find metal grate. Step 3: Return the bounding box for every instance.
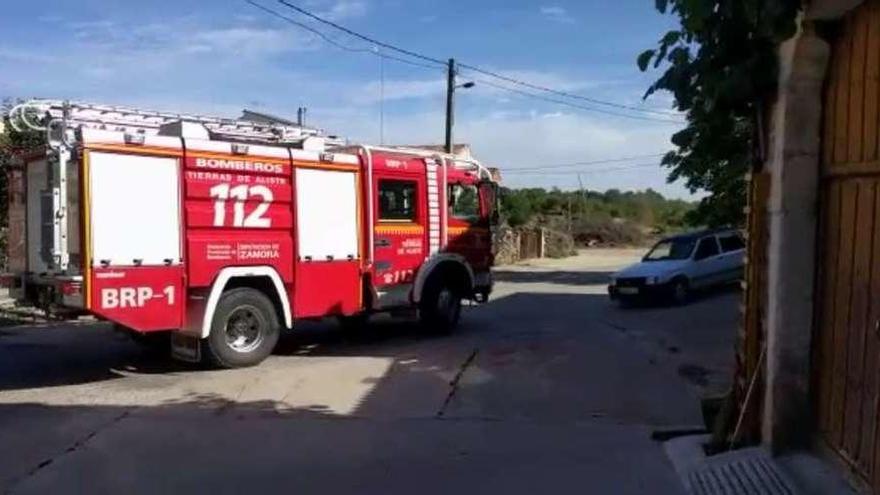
[686,453,797,495]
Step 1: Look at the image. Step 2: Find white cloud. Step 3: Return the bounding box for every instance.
[0,5,692,198]
[354,77,446,104]
[190,27,296,55]
[539,6,575,24]
[320,0,368,20]
[0,47,59,64]
[37,15,63,24]
[317,106,691,198]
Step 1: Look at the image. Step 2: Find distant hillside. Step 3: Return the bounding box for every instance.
[500,187,697,246]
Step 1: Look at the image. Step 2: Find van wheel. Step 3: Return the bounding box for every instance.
[670,278,690,306]
[419,276,462,334]
[205,288,280,368]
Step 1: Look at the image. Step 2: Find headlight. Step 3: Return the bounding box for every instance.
[645,276,661,285]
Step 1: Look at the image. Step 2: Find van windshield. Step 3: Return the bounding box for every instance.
[644,238,695,261]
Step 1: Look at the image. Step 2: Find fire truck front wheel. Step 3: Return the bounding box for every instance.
[205,288,281,368]
[419,275,463,334]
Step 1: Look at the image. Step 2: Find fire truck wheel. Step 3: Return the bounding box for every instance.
[419,276,462,334]
[205,288,280,368]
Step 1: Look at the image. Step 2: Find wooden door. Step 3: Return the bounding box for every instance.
[815,1,880,490]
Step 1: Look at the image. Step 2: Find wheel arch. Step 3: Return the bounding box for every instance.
[198,266,292,339]
[413,254,475,303]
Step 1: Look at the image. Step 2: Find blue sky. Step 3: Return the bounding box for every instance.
[0,0,692,198]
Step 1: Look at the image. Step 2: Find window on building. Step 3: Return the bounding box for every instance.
[449,183,479,222]
[718,233,745,252]
[378,180,417,221]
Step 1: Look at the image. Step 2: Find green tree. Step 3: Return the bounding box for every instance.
[0,100,42,258]
[638,0,800,226]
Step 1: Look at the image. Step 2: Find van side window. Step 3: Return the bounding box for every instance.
[378,180,417,222]
[719,233,745,252]
[694,237,720,260]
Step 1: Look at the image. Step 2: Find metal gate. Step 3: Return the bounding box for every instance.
[519,229,543,260]
[815,1,880,490]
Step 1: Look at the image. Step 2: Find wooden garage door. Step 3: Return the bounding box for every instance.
[815,1,880,490]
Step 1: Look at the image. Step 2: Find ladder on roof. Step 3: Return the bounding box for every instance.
[9,99,343,146]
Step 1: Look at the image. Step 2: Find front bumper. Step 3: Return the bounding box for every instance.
[608,281,672,300]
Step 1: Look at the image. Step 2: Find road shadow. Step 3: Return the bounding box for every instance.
[0,290,725,493]
[0,292,714,423]
[0,323,198,391]
[612,283,742,310]
[493,269,614,286]
[0,391,686,495]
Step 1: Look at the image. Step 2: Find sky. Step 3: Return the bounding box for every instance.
[0,0,693,198]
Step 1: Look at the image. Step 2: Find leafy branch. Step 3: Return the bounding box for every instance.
[638,0,800,226]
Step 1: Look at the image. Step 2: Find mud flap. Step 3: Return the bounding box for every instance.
[171,332,201,363]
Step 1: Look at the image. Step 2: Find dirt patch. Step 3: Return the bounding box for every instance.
[677,363,710,387]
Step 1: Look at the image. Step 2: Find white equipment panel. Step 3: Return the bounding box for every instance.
[295,168,359,261]
[26,159,50,273]
[89,152,181,266]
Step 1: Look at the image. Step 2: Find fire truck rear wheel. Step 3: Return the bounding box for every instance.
[419,276,462,334]
[205,288,280,368]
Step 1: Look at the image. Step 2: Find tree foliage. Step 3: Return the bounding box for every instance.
[639,0,800,226]
[500,187,694,234]
[0,100,42,257]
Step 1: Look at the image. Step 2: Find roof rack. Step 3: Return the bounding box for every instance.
[7,99,346,147]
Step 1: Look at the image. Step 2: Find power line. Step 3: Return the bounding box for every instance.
[458,63,681,117]
[504,153,667,172]
[470,76,682,124]
[246,1,442,72]
[276,0,447,66]
[272,0,685,121]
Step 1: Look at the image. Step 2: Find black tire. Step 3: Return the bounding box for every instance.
[337,313,370,332]
[670,277,690,306]
[419,275,463,334]
[204,288,280,368]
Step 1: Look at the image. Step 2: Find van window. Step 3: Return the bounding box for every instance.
[378,180,417,222]
[694,237,720,260]
[719,233,745,252]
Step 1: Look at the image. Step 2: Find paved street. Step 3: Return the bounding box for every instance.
[0,249,739,495]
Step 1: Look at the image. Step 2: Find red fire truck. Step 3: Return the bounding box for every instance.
[4,100,498,367]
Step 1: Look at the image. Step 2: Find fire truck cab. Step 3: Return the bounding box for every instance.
[5,100,498,367]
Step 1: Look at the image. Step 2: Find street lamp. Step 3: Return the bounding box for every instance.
[445,58,475,154]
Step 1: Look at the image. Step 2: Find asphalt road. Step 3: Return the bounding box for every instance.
[0,249,739,494]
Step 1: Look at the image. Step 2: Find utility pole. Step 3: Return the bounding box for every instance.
[445,58,456,154]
